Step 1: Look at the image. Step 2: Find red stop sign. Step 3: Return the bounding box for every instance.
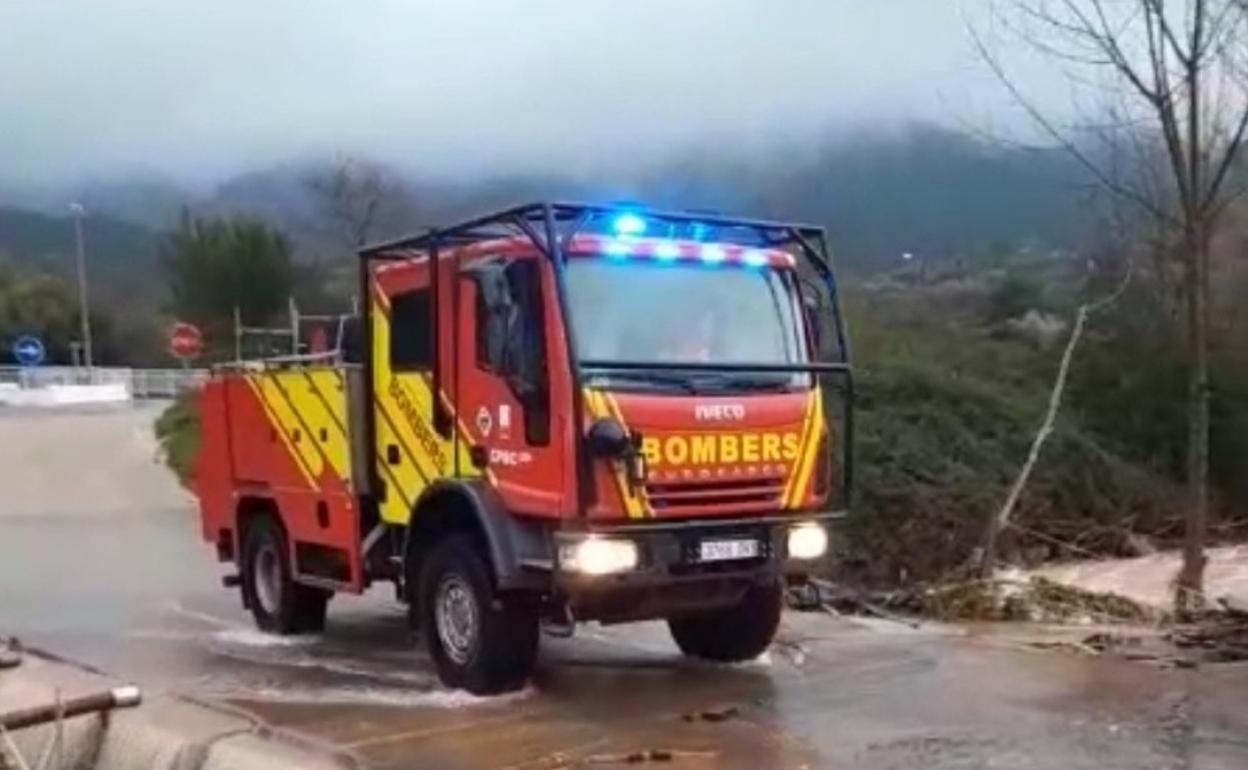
[168,322,203,360]
[308,324,329,354]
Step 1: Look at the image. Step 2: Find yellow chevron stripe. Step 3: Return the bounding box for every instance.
[258,374,326,479]
[306,368,349,430]
[782,390,819,507]
[427,375,483,477]
[602,391,651,518]
[584,388,645,519]
[368,297,485,524]
[246,375,318,488]
[788,388,825,509]
[280,369,351,483]
[370,301,477,470]
[374,408,425,523]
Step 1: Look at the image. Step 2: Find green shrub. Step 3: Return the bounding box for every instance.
[987,272,1045,321]
[838,280,1184,587]
[154,390,200,488]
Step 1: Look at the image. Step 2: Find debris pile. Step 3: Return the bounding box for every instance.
[1167,601,1248,664]
[906,575,1160,624]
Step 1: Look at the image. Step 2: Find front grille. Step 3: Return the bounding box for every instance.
[645,475,785,514]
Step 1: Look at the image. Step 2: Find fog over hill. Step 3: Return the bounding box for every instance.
[0,1,1099,273]
[0,125,1101,277]
[1,2,1069,187]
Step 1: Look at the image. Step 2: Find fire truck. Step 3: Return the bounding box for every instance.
[194,202,853,693]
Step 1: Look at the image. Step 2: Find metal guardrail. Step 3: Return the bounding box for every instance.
[0,367,208,398]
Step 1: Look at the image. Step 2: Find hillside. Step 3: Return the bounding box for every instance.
[0,206,160,285]
[194,126,1099,271]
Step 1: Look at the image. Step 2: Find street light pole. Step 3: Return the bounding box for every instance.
[68,202,93,369]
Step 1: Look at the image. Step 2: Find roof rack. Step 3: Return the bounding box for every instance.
[357,201,829,260]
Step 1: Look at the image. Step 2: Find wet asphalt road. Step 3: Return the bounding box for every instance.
[3,406,1248,769]
[4,509,1248,770]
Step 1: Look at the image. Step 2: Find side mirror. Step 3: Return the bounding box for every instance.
[586,417,631,458]
[804,298,822,349]
[800,282,824,355]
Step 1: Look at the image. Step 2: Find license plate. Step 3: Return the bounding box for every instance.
[698,538,760,563]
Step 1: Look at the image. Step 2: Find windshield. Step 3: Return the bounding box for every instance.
[566,257,810,392]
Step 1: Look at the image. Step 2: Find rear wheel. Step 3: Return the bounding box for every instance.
[667,580,783,662]
[240,515,329,634]
[418,535,538,694]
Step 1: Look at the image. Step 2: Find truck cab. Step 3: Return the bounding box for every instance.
[194,202,853,693]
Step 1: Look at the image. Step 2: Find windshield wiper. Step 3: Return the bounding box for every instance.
[689,372,794,393]
[584,371,700,394]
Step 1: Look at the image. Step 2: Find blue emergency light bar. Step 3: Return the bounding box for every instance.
[611,213,647,236]
[598,238,780,267]
[597,211,791,268]
[700,244,726,264]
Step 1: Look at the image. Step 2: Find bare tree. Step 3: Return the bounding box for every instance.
[306,156,405,248]
[975,0,1248,615]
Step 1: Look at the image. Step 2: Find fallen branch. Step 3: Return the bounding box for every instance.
[980,305,1089,577]
[0,639,19,671]
[1216,596,1248,620]
[584,749,717,765]
[810,578,922,629]
[979,259,1133,577]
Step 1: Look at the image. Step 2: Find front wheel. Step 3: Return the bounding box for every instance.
[668,580,783,662]
[240,515,329,634]
[418,535,539,694]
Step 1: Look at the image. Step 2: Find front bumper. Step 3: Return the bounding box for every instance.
[544,511,843,622]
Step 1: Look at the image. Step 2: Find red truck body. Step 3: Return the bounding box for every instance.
[194,203,852,692]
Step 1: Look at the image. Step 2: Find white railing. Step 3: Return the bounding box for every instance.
[0,367,208,399]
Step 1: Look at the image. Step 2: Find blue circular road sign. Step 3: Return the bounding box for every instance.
[12,335,45,367]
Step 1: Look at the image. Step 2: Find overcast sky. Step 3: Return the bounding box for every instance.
[0,0,1063,188]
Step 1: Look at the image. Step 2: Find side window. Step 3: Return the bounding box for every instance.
[389,288,432,370]
[341,316,364,364]
[507,260,550,446]
[474,284,497,372]
[472,259,550,445]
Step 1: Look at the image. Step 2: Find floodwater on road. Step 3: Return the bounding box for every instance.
[3,508,1247,770]
[2,407,1248,769]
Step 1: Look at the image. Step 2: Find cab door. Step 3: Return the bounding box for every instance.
[455,254,567,516]
[369,259,472,525]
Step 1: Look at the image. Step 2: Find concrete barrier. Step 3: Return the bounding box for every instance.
[0,649,350,770]
[0,383,132,408]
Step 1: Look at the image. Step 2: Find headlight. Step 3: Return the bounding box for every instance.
[787,522,828,560]
[559,537,639,575]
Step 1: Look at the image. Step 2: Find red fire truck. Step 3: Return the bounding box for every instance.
[194,202,853,693]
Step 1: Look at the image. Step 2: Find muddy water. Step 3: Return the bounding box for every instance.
[6,519,1248,770]
[3,407,1248,768]
[1035,547,1248,610]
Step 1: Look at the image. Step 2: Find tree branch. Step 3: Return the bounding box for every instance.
[1142,0,1195,67]
[970,19,1181,224]
[1204,104,1248,208]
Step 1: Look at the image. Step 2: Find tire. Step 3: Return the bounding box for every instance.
[240,514,330,634]
[667,580,784,662]
[418,535,538,694]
